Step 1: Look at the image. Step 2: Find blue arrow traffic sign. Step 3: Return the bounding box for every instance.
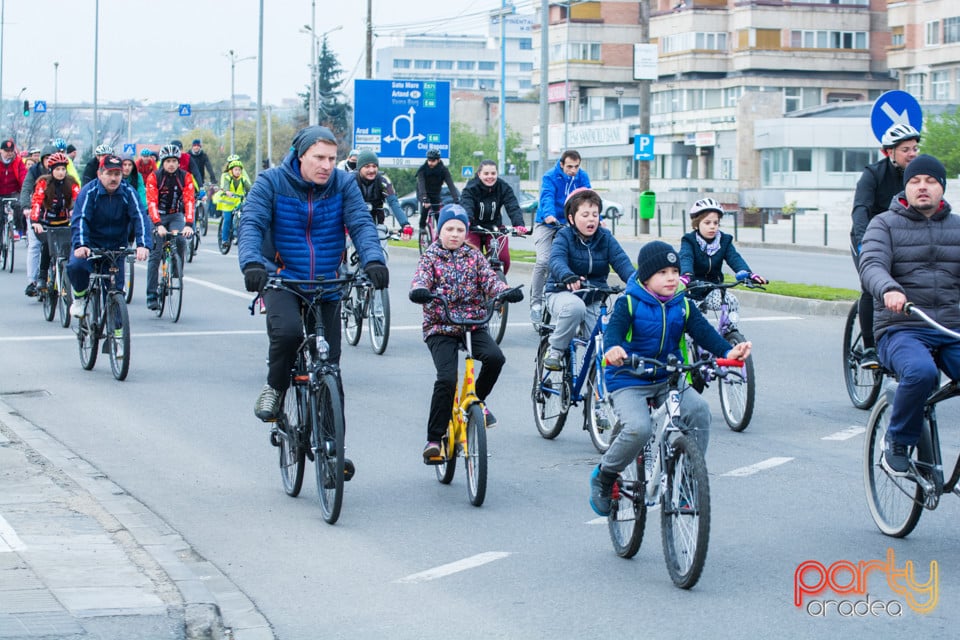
[870,91,922,143]
[33,100,47,113]
[634,134,654,161]
[178,104,192,117]
[353,79,451,167]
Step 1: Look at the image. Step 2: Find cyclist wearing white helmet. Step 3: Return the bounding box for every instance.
[850,122,921,368]
[679,197,766,334]
[144,144,195,310]
[80,144,115,186]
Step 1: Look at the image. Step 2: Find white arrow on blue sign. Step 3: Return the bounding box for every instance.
[634,134,654,161]
[870,91,922,143]
[33,101,47,113]
[178,104,192,117]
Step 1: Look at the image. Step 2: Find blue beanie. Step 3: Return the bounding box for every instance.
[437,204,469,232]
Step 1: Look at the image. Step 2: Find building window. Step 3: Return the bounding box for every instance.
[926,21,941,46]
[456,78,475,88]
[662,32,727,54]
[932,70,951,100]
[905,72,926,99]
[789,30,868,50]
[393,59,411,69]
[518,79,532,90]
[784,87,821,113]
[477,79,496,90]
[478,61,496,71]
[721,158,734,180]
[827,149,872,172]
[458,60,475,70]
[436,60,454,70]
[891,26,905,47]
[414,59,432,70]
[723,86,741,107]
[793,149,812,172]
[519,38,533,50]
[519,62,533,72]
[946,17,960,44]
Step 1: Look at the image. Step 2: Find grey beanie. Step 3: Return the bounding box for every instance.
[356,149,378,169]
[292,126,338,158]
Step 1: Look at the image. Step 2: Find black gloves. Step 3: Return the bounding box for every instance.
[409,287,433,304]
[243,263,268,292]
[502,288,524,303]
[365,262,389,290]
[562,274,581,285]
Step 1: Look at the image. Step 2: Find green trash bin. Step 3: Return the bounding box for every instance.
[639,191,656,220]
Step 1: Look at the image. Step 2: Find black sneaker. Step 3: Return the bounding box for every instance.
[24,282,38,297]
[483,407,498,429]
[146,299,159,311]
[589,465,618,517]
[882,438,910,476]
[860,348,880,370]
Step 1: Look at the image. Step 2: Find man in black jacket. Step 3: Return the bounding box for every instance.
[850,123,920,368]
[415,149,459,230]
[189,139,216,185]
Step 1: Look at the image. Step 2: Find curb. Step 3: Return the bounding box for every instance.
[0,398,275,640]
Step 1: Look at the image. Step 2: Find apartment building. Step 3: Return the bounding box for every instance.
[886,0,960,100]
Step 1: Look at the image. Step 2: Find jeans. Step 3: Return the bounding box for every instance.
[67,254,126,295]
[147,213,186,303]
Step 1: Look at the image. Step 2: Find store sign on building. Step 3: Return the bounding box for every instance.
[548,123,629,153]
[548,83,568,103]
[684,131,716,147]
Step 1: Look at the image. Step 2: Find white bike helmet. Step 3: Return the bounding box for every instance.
[159,144,181,162]
[689,197,724,219]
[94,144,114,156]
[880,123,920,149]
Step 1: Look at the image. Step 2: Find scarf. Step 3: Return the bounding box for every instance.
[695,231,721,257]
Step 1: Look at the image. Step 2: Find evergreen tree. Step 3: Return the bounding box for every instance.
[300,37,352,156]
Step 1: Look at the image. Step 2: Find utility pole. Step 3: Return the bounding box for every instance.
[255,0,264,177]
[309,0,317,125]
[638,0,651,234]
[365,0,373,79]
[498,0,508,174]
[537,0,549,178]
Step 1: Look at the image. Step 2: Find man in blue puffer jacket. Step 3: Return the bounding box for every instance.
[239,126,388,447]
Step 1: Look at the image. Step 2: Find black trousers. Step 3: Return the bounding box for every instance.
[39,226,72,279]
[263,289,342,392]
[425,330,505,441]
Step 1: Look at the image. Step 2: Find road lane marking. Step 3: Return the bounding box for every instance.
[395,552,511,583]
[721,457,794,477]
[0,514,26,552]
[742,316,802,322]
[822,426,866,441]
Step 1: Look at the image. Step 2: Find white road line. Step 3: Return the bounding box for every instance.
[182,275,252,300]
[721,457,794,477]
[741,316,803,322]
[0,330,264,342]
[395,551,511,584]
[822,426,866,441]
[0,514,26,552]
[586,517,607,525]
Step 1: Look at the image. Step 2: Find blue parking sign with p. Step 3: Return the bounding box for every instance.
[634,134,654,161]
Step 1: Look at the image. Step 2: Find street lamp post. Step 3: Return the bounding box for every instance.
[226,50,256,156]
[614,86,624,121]
[52,62,59,136]
[301,24,342,127]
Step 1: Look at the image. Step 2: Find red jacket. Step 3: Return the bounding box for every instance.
[31,176,80,225]
[145,168,195,225]
[0,156,27,196]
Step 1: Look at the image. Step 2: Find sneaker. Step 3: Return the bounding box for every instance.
[483,407,497,429]
[70,297,86,318]
[254,384,281,422]
[543,348,564,371]
[589,465,618,517]
[146,299,159,311]
[24,282,38,297]
[422,441,441,459]
[882,437,910,476]
[860,348,880,370]
[12,230,21,241]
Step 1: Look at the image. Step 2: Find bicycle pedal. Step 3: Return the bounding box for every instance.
[423,456,445,466]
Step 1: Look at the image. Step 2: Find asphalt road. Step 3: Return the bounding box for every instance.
[1,242,955,639]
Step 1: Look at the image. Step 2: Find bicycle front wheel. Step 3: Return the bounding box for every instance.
[465,404,488,506]
[279,383,307,497]
[488,271,509,344]
[660,434,710,589]
[0,224,8,271]
[166,254,183,323]
[187,232,198,263]
[5,223,14,273]
[218,220,233,254]
[532,339,568,439]
[106,292,131,381]
[124,255,135,304]
[585,364,618,453]
[78,295,100,371]
[843,302,882,410]
[42,278,56,322]
[199,204,209,236]
[609,458,646,558]
[57,263,72,328]
[718,331,755,432]
[863,396,924,538]
[342,285,363,346]
[313,374,345,524]
[368,287,390,354]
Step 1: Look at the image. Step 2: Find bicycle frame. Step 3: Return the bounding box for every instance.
[443,332,481,461]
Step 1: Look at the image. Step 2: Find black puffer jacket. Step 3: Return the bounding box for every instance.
[460,176,524,229]
[859,195,960,340]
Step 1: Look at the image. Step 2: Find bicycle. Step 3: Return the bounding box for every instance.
[196,188,210,237]
[417,202,442,255]
[863,303,960,538]
[124,250,136,304]
[252,275,355,525]
[684,278,762,431]
[75,248,134,381]
[606,353,743,589]
[842,301,883,410]
[217,195,243,255]
[38,227,73,327]
[425,288,522,506]
[1,196,17,273]
[341,229,394,355]
[532,285,623,453]
[469,226,526,344]
[154,231,184,322]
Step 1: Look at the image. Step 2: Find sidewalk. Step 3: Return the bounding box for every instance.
[0,399,273,640]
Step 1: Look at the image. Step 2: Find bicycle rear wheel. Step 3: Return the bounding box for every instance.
[58,263,72,328]
[488,271,509,344]
[279,383,307,497]
[465,404,488,506]
[843,302,883,410]
[608,458,646,558]
[313,373,345,524]
[166,253,183,323]
[718,331,755,432]
[78,294,100,371]
[218,220,233,254]
[585,363,618,453]
[532,338,568,439]
[5,223,14,273]
[342,285,363,345]
[435,428,457,484]
[187,232,198,263]
[42,277,56,322]
[0,223,8,271]
[660,434,710,589]
[198,203,209,237]
[368,287,390,354]
[124,255,135,304]
[106,292,131,381]
[863,396,924,538]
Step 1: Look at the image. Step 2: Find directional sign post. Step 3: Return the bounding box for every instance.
[870,91,922,143]
[634,134,654,161]
[353,79,451,167]
[33,100,47,114]
[178,104,192,117]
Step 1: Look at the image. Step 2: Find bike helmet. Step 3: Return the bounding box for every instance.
[53,138,67,151]
[45,152,69,169]
[159,144,181,162]
[426,149,441,160]
[28,147,41,155]
[881,123,920,149]
[689,197,724,219]
[227,158,244,170]
[226,154,240,164]
[94,144,114,156]
[140,148,153,157]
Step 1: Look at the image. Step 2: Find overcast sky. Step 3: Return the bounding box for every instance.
[0,0,527,107]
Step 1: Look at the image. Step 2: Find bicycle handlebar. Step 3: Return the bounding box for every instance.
[547,282,624,297]
[248,275,358,315]
[470,226,528,238]
[430,285,524,327]
[605,353,744,380]
[684,279,764,293]
[903,303,960,341]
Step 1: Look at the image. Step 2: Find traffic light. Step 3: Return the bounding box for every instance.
[22,100,29,117]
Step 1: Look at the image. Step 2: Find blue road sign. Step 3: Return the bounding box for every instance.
[123,144,136,155]
[870,91,922,143]
[462,166,474,178]
[178,104,192,117]
[634,134,654,161]
[353,79,451,167]
[33,100,47,113]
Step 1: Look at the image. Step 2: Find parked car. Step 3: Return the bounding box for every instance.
[517,190,623,220]
[398,185,457,220]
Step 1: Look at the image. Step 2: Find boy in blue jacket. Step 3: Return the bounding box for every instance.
[589,241,751,516]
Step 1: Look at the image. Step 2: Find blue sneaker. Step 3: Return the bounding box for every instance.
[589,465,616,517]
